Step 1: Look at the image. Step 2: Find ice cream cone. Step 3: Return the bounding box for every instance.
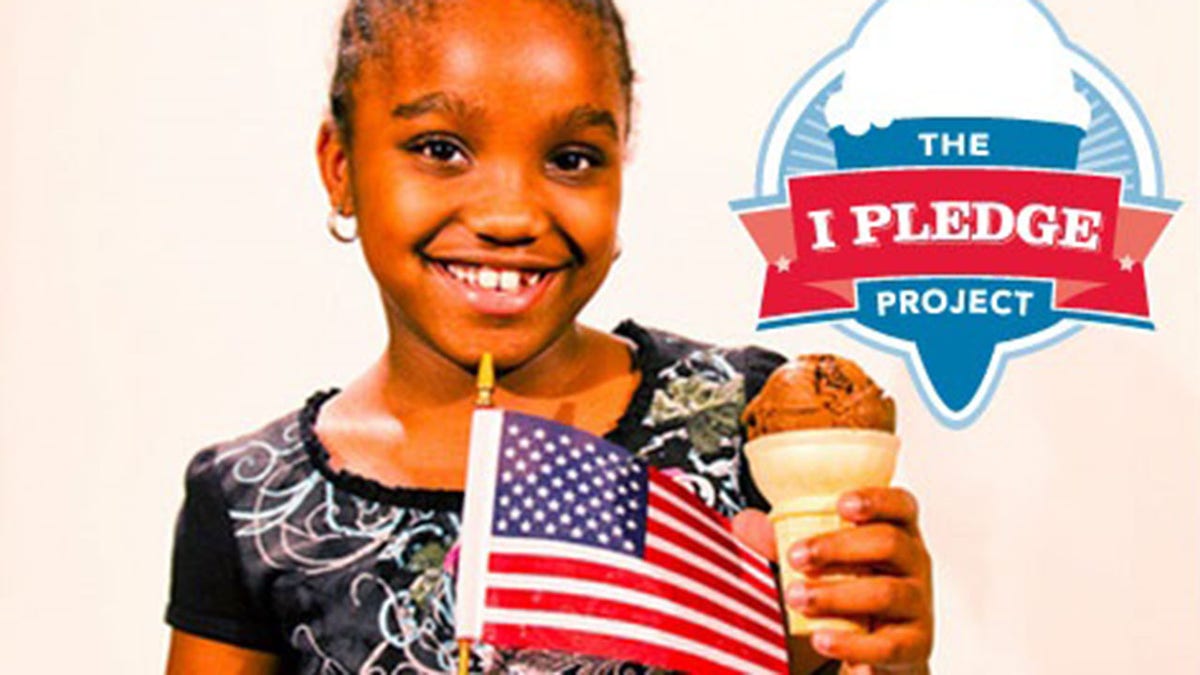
[745,428,899,635]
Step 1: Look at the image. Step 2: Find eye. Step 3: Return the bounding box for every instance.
[548,147,605,175]
[405,135,470,168]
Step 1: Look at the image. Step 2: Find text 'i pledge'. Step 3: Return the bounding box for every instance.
[806,199,1104,252]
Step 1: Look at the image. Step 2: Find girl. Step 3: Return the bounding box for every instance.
[165,1,933,673]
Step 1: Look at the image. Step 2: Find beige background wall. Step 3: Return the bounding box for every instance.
[1,1,1196,672]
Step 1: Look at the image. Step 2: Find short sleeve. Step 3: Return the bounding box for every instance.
[728,345,787,513]
[165,448,283,653]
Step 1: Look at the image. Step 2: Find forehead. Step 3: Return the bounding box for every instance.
[358,0,625,120]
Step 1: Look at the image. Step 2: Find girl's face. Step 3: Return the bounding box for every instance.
[321,0,628,372]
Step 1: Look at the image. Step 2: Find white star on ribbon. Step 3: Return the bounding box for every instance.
[1118,254,1136,272]
[773,256,793,273]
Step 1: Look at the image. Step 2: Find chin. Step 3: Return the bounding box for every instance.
[433,319,570,374]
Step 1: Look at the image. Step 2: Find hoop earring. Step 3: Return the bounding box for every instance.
[327,209,358,244]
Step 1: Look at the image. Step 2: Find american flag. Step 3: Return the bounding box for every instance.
[456,409,789,674]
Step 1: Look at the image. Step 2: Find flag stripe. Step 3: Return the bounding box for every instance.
[647,504,777,596]
[645,533,781,615]
[482,610,783,674]
[485,572,786,660]
[485,587,788,671]
[489,540,786,638]
[652,482,772,583]
[649,478,775,579]
[487,552,784,646]
[648,468,733,530]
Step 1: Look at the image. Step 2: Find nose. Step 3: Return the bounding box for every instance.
[461,167,551,246]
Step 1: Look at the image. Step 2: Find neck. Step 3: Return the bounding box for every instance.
[372,320,603,417]
[316,318,639,489]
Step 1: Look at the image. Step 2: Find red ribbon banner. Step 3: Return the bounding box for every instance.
[738,169,1173,320]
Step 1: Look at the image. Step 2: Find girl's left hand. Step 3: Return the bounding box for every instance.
[732,487,934,674]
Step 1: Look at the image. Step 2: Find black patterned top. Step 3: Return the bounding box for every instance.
[166,321,830,674]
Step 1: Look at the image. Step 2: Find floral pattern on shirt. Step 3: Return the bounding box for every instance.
[172,323,783,674]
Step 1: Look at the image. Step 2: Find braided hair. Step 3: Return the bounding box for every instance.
[328,0,635,142]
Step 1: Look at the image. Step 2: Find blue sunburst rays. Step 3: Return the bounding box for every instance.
[787,149,838,168]
[1075,75,1139,196]
[778,76,843,189]
[1079,121,1123,148]
[775,73,1143,201]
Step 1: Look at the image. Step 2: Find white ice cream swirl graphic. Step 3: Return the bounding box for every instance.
[825,0,1091,136]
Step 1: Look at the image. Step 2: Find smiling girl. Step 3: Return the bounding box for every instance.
[164,1,932,673]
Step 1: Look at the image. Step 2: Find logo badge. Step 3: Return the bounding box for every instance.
[732,0,1180,428]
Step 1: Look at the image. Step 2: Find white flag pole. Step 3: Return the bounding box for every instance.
[455,354,503,675]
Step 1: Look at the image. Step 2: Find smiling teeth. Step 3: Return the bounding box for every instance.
[499,270,520,291]
[445,263,545,292]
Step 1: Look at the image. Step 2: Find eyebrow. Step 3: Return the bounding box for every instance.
[561,106,620,140]
[391,92,478,119]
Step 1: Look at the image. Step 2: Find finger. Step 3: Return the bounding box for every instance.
[731,508,777,562]
[786,577,925,621]
[791,524,927,577]
[839,487,919,533]
[790,562,879,578]
[842,662,927,675]
[812,623,931,666]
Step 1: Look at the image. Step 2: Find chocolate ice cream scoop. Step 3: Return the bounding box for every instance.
[743,355,896,439]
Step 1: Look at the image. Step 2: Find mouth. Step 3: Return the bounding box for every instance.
[429,260,563,317]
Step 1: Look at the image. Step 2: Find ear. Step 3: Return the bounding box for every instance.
[317,120,354,215]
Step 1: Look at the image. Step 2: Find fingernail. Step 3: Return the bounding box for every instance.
[842,493,864,516]
[789,542,812,568]
[785,583,809,608]
[812,631,835,653]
